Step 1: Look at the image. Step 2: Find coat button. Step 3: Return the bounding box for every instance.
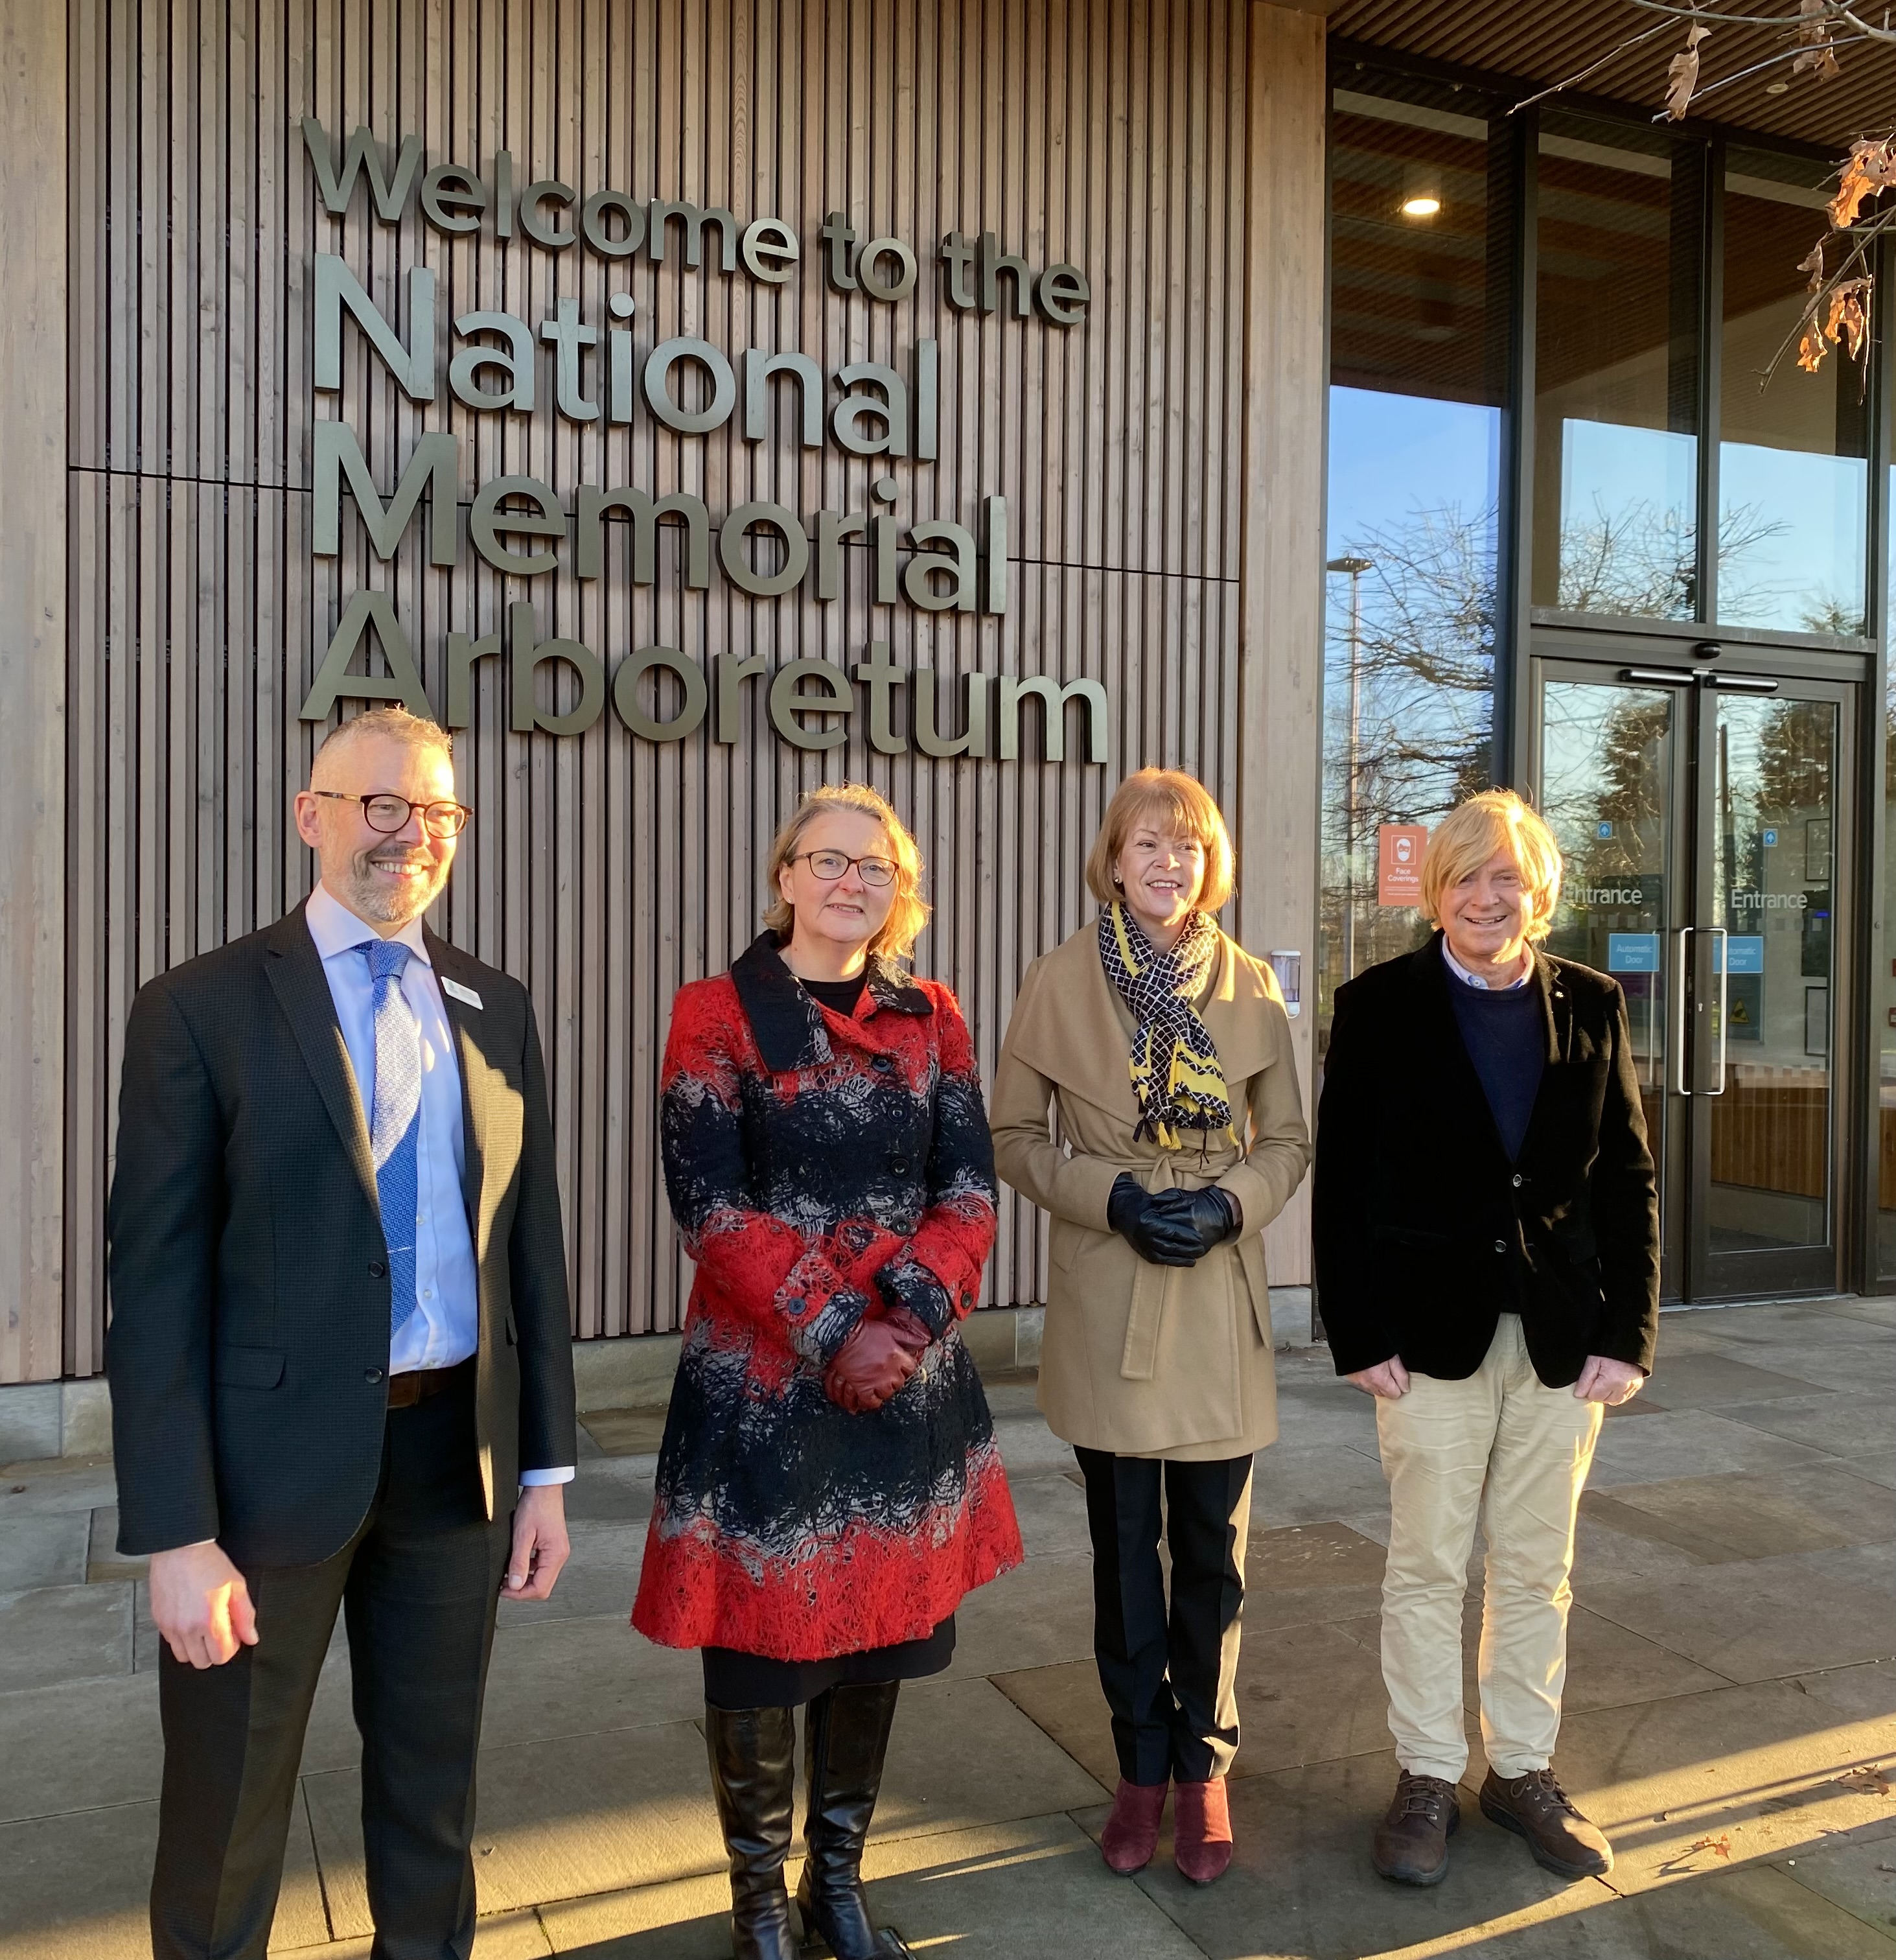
[365,1366,384,1384]
[872,1055,894,1071]
[369,1261,387,1279]
[890,1156,910,1174]
[1494,1240,1508,1254]
[1510,1174,1523,1188]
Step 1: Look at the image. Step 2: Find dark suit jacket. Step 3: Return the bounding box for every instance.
[1313,934,1659,1388]
[106,904,578,1567]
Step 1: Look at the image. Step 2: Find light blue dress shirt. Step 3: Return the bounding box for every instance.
[305,885,571,1487]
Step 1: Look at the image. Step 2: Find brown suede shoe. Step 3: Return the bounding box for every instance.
[1479,1768,1613,1878]
[1372,1773,1461,1886]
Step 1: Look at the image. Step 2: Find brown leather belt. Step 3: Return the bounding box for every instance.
[386,1357,474,1408]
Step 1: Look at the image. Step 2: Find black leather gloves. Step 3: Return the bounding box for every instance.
[1150,1184,1242,1259]
[1107,1174,1242,1267]
[1107,1172,1203,1267]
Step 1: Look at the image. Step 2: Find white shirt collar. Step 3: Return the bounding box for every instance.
[1442,937,1532,992]
[305,881,432,966]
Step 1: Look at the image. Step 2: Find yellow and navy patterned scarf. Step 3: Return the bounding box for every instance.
[1098,902,1234,1149]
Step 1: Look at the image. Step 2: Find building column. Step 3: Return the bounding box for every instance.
[0,5,67,1382]
[1240,2,1326,1285]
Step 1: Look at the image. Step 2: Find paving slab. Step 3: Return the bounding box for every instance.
[1824,1298,1896,1330]
[1240,1519,1389,1631]
[1006,1465,1094,1557]
[1545,1676,1896,1891]
[0,1515,89,1592]
[1581,1540,1896,1682]
[1095,1747,1582,1960]
[497,1519,646,1628]
[277,1909,553,1958]
[1636,1351,1840,1411]
[996,1609,1396,1791]
[1844,1451,1896,1492]
[540,1814,1207,1957]
[1345,1863,1896,1958]
[0,1580,132,1690]
[579,1409,668,1457]
[1266,1379,1381,1450]
[1679,1302,1896,1349]
[1714,1390,1896,1459]
[305,1718,724,1930]
[0,1789,327,1958]
[87,1506,148,1583]
[1586,1409,1829,1488]
[1777,1833,1896,1941]
[1248,1440,1392,1527]
[0,1668,162,1821]
[483,1615,737,1749]
[560,1460,658,1526]
[942,1551,1096,1680]
[1576,1462,1896,1565]
[0,1457,119,1518]
[1731,1340,1896,1396]
[989,1410,1085,1481]
[1571,1502,1721,1581]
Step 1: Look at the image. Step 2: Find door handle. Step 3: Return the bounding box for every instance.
[1671,928,1693,1097]
[1705,926,1728,1096]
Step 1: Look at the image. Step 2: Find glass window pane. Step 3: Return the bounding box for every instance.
[1708,696,1836,1253]
[1324,80,1501,1036]
[1533,115,1702,619]
[1719,149,1867,635]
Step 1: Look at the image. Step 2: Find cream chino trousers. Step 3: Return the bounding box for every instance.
[1374,1315,1604,1783]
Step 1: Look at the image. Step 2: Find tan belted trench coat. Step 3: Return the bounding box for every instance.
[990,924,1312,1460]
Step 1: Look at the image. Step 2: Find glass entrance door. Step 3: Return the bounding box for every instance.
[1534,658,1853,1303]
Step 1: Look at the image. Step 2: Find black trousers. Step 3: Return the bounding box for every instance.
[151,1370,512,1960]
[1074,1447,1253,1786]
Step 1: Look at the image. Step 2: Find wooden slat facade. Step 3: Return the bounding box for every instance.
[6,0,1326,1381]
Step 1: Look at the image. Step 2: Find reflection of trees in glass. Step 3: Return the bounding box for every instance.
[1557,495,1795,620]
[1319,500,1496,1016]
[1752,700,1832,828]
[1543,691,1669,922]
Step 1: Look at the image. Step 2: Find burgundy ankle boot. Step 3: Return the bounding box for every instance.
[1172,1777,1234,1884]
[1100,1778,1168,1874]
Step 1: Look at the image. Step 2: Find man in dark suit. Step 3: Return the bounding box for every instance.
[1315,791,1659,1893]
[108,705,579,1960]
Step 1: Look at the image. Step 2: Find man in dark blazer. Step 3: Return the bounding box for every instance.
[108,705,578,1960]
[1315,791,1658,1893]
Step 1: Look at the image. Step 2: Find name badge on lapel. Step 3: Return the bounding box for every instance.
[441,977,484,1010]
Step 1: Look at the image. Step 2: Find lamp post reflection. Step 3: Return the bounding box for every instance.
[1327,555,1375,983]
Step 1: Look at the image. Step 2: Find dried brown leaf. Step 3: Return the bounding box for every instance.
[1687,1834,1734,1860]
[1799,321,1829,372]
[1794,0,1840,79]
[1831,139,1896,229]
[1839,1765,1893,1795]
[1799,242,1827,292]
[1665,25,1710,122]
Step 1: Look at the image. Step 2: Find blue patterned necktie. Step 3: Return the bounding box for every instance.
[360,940,422,1335]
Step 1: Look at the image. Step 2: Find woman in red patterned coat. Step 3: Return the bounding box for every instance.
[633,784,1022,1960]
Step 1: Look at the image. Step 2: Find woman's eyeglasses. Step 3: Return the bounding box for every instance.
[315,791,472,839]
[793,849,897,887]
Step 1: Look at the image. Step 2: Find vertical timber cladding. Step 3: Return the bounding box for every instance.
[65,0,1282,1369]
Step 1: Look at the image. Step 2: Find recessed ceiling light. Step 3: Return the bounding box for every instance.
[1400,194,1442,218]
[1764,80,1789,95]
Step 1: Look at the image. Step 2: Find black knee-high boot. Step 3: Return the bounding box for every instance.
[795,1681,910,1959]
[705,1703,801,1960]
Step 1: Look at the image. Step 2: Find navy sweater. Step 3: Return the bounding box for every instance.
[1445,964,1545,1161]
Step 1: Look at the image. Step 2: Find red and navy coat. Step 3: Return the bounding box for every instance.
[632,932,1023,1660]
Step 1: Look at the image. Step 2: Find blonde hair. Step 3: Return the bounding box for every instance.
[1084,769,1236,913]
[763,784,930,962]
[1420,790,1564,941]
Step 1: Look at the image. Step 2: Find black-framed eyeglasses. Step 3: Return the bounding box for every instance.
[315,791,472,839]
[792,848,897,887]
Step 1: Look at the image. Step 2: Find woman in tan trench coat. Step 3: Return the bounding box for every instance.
[991,768,1310,1886]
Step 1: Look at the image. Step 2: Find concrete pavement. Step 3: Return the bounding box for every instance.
[2,1296,1893,1958]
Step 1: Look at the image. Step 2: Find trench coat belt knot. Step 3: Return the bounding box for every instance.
[1102,1150,1244,1385]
